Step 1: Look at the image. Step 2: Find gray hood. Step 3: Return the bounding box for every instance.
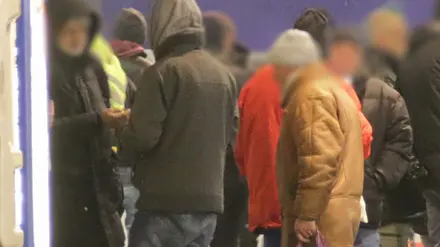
[148,0,203,52]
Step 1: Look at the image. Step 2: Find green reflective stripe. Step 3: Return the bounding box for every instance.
[109,83,125,100]
[110,99,124,110]
[91,35,128,109]
[109,81,126,109]
[107,73,126,93]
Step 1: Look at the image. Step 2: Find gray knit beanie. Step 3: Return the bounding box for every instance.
[113,8,147,45]
[266,29,321,67]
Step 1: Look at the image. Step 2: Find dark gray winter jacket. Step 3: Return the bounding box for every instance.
[363,47,400,88]
[121,0,237,214]
[353,76,413,227]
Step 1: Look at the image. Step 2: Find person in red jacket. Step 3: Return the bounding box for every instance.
[237,22,374,247]
[235,64,282,234]
[235,29,322,247]
[325,28,373,158]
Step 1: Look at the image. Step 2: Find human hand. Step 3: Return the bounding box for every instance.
[115,109,131,127]
[101,109,125,128]
[294,219,317,243]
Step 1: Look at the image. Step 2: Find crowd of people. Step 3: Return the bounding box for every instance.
[47,0,440,246]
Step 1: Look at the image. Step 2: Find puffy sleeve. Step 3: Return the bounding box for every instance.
[235,88,282,176]
[291,95,343,220]
[359,111,373,158]
[372,95,412,189]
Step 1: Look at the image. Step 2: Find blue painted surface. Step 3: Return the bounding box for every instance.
[17,0,33,245]
[99,0,435,50]
[197,0,435,50]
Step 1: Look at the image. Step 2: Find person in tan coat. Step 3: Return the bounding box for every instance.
[270,30,365,247]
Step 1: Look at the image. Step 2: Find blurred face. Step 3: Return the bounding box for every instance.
[327,41,362,77]
[57,17,90,56]
[387,24,408,57]
[373,20,408,58]
[273,65,297,85]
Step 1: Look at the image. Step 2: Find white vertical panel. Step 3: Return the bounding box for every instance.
[29,0,50,247]
[0,0,24,246]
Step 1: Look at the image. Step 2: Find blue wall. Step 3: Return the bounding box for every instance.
[100,0,435,51]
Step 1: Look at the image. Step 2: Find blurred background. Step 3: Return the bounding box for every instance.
[91,0,436,51]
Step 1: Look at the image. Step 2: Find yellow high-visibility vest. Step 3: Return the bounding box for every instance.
[91,35,127,110]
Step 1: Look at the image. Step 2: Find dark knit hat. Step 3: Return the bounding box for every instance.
[294,8,335,54]
[203,15,225,52]
[47,0,100,38]
[202,11,237,52]
[232,41,250,68]
[113,8,147,45]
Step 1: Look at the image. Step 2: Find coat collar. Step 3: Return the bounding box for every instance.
[154,32,203,61]
[367,47,399,75]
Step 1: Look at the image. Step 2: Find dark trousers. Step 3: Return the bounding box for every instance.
[262,228,281,247]
[211,182,256,247]
[52,188,109,247]
[240,228,258,247]
[129,211,217,247]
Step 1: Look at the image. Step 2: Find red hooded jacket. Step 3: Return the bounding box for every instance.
[235,65,283,231]
[235,65,372,231]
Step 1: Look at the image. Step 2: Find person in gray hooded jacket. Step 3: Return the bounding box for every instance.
[121,0,237,246]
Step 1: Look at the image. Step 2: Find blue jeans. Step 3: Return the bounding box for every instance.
[129,211,217,247]
[261,228,281,247]
[355,228,380,247]
[117,167,140,232]
[123,185,140,232]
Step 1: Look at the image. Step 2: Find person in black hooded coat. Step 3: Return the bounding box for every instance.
[398,21,440,247]
[47,0,126,246]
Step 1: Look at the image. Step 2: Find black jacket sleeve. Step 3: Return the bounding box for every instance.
[115,78,137,166]
[229,104,239,150]
[228,72,239,150]
[121,64,177,153]
[50,69,105,137]
[373,95,413,190]
[52,112,102,137]
[125,78,137,109]
[418,60,440,182]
